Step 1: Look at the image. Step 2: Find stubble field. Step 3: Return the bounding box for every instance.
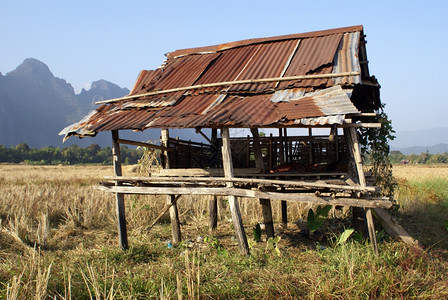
[0,164,447,299]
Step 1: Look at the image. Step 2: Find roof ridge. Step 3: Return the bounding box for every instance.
[167,25,363,59]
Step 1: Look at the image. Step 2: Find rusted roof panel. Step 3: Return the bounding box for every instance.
[60,25,378,140]
[193,44,259,93]
[129,70,161,95]
[278,33,343,88]
[226,40,299,93]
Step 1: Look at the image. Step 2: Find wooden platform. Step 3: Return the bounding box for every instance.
[98,175,392,209]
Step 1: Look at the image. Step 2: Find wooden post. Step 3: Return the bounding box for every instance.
[281,201,288,230]
[251,128,275,239]
[221,128,250,255]
[209,129,219,230]
[278,129,288,229]
[260,199,275,239]
[347,127,378,254]
[269,133,273,170]
[308,128,313,165]
[161,129,170,169]
[209,196,218,231]
[279,129,284,164]
[112,130,128,250]
[250,128,265,173]
[332,125,339,162]
[246,135,251,167]
[161,129,182,245]
[167,195,182,245]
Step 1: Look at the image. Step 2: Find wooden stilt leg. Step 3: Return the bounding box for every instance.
[161,129,182,245]
[352,207,368,238]
[209,196,218,231]
[281,200,288,230]
[167,195,182,245]
[250,128,275,238]
[366,208,378,255]
[347,127,378,254]
[222,128,250,255]
[260,199,275,239]
[112,130,128,250]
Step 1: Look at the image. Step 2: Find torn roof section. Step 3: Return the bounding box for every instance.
[60,25,381,140]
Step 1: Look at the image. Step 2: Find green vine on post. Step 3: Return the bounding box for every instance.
[358,104,397,197]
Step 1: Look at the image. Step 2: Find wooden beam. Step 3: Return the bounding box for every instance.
[116,138,173,152]
[104,175,378,193]
[195,128,215,148]
[95,72,361,105]
[373,208,418,246]
[96,185,393,209]
[342,123,382,128]
[221,128,250,255]
[147,195,181,230]
[346,113,378,117]
[112,130,128,250]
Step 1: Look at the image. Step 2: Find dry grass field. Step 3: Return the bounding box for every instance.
[0,163,447,299]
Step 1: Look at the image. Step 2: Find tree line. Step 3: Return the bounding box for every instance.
[389,150,448,164]
[1,143,447,166]
[0,143,143,165]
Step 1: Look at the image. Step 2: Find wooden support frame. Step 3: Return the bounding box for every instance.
[222,128,250,255]
[112,130,128,250]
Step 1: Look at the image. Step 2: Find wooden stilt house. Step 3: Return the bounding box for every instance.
[61,25,404,254]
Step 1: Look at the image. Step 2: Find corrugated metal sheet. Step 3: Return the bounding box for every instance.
[167,25,363,58]
[333,31,361,85]
[60,25,377,140]
[278,33,343,88]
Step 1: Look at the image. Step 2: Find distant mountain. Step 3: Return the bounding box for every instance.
[391,143,448,155]
[390,127,448,148]
[0,58,130,148]
[390,127,448,154]
[0,58,210,149]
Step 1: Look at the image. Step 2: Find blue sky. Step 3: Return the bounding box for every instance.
[1,0,447,131]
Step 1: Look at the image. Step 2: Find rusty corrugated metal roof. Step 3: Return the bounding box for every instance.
[61,25,379,140]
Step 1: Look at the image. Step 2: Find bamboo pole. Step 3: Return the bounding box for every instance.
[95,72,361,104]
